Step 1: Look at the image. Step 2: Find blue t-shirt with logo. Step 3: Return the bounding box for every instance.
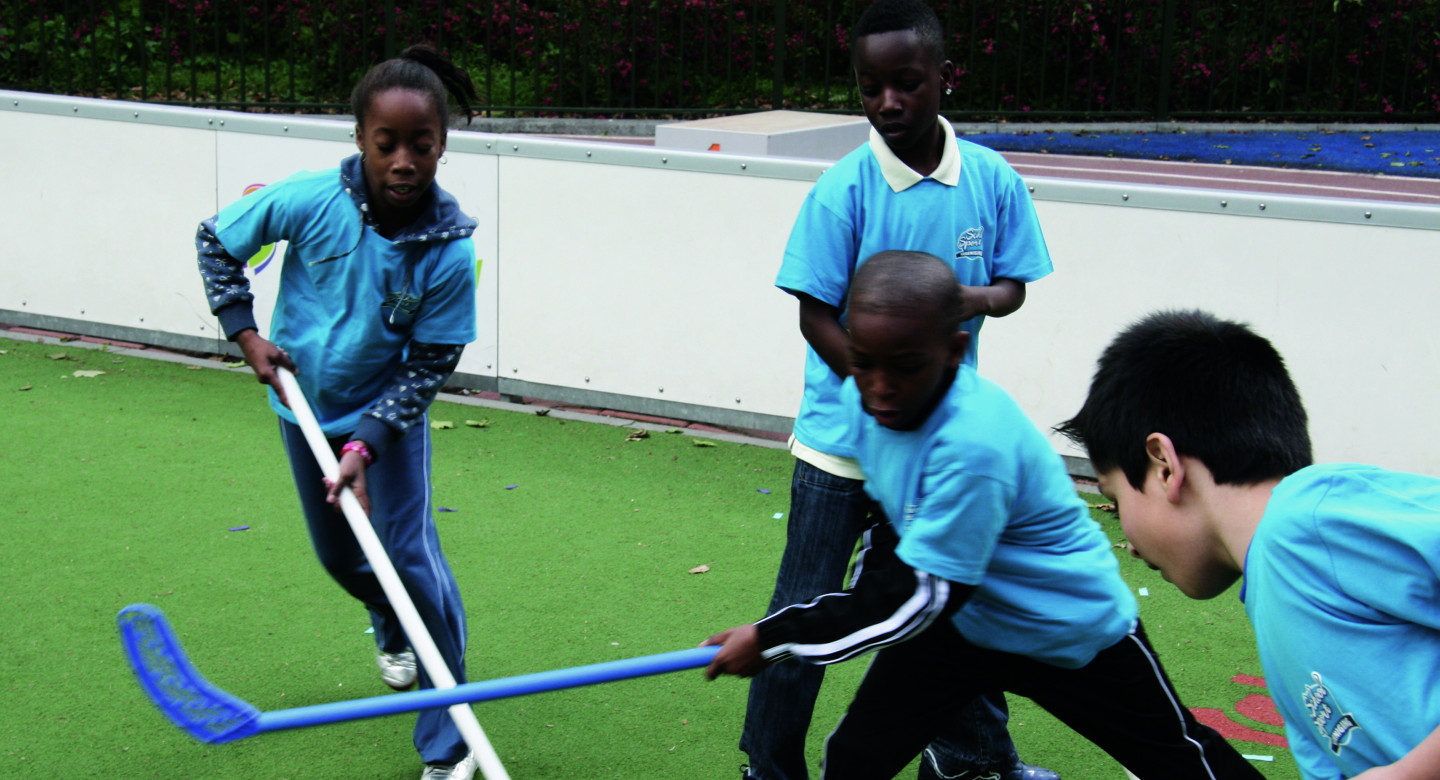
[1244,463,1440,779]
[843,369,1136,669]
[776,134,1052,458]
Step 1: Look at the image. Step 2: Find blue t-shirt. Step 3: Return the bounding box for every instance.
[214,162,477,435]
[1244,463,1440,780]
[843,369,1136,668]
[776,130,1053,459]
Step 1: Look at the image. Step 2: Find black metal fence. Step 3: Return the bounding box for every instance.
[3,0,1437,122]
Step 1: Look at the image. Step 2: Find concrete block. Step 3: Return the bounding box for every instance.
[655,110,869,161]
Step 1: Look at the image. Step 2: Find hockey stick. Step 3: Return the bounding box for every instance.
[117,603,719,742]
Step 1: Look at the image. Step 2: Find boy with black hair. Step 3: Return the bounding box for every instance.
[748,0,1056,778]
[706,252,1265,780]
[1058,310,1440,780]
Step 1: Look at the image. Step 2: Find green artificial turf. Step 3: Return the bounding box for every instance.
[0,335,1295,779]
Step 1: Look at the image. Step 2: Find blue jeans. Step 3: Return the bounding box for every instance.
[280,417,470,765]
[740,459,1020,780]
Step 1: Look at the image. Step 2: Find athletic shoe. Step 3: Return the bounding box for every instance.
[420,752,477,780]
[377,648,418,690]
[1006,763,1060,780]
[918,762,1004,780]
[917,752,1061,780]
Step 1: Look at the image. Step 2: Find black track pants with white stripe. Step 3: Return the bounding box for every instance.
[820,620,1264,780]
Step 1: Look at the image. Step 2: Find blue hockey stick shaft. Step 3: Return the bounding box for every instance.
[256,646,721,734]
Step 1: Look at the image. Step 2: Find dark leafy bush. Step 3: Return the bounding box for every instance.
[2,0,1436,119]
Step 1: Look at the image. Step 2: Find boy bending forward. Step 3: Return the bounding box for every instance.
[1059,310,1440,780]
[704,252,1263,780]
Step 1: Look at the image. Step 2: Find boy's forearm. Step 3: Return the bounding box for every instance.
[755,565,967,665]
[797,294,851,378]
[1355,724,1440,780]
[960,277,1027,320]
[754,523,973,666]
[1398,723,1440,779]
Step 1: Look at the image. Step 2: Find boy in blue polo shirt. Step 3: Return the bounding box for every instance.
[1058,310,1440,780]
[748,1,1055,778]
[705,252,1263,780]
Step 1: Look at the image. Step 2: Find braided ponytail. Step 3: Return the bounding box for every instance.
[351,44,480,130]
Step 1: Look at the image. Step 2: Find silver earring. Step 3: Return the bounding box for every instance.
[945,87,953,95]
[439,154,448,165]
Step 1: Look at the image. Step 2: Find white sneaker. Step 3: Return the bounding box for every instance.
[421,752,477,780]
[377,648,417,690]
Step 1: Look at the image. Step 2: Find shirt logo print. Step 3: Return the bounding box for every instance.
[956,227,984,260]
[1303,671,1362,755]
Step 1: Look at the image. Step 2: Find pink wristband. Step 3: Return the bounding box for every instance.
[341,439,373,466]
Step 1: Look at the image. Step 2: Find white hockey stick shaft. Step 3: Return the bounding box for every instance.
[274,368,509,780]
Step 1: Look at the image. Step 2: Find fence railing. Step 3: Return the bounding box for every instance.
[3,0,1437,122]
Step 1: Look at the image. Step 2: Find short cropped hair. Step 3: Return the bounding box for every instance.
[1056,310,1312,489]
[853,0,946,65]
[849,250,963,337]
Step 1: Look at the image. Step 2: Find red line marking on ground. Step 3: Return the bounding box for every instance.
[1232,673,1268,688]
[1236,694,1287,728]
[1191,707,1289,747]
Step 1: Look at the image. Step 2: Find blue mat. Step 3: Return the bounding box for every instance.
[961,129,1440,179]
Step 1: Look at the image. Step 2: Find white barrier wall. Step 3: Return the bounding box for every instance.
[4,91,1440,474]
[493,150,811,423]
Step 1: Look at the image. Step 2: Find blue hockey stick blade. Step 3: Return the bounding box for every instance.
[119,602,723,743]
[117,604,261,744]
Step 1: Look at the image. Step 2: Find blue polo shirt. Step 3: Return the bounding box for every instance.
[1244,464,1440,779]
[777,119,1053,459]
[212,157,477,435]
[844,369,1137,669]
